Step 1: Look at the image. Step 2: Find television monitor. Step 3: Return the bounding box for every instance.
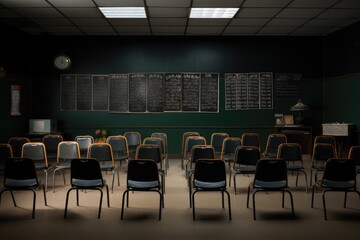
[29,119,56,134]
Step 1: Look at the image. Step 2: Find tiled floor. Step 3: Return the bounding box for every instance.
[0,157,359,240]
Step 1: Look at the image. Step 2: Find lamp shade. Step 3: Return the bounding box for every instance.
[290,99,309,112]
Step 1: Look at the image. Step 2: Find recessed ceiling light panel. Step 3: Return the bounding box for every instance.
[99,7,147,18]
[190,8,239,18]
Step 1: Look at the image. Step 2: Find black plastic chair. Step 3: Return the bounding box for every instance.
[220,137,242,171]
[121,159,163,220]
[42,134,63,162]
[124,132,141,156]
[247,158,294,220]
[210,132,229,157]
[231,146,261,194]
[0,157,47,219]
[64,158,110,219]
[277,143,308,193]
[191,159,231,220]
[241,133,261,151]
[0,144,13,175]
[143,137,167,175]
[310,143,336,186]
[183,135,206,173]
[311,158,360,220]
[181,132,200,169]
[314,135,337,157]
[263,134,287,157]
[106,135,130,167]
[348,145,360,174]
[8,137,30,158]
[75,135,94,157]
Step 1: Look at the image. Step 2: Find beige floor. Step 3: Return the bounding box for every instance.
[0,157,359,240]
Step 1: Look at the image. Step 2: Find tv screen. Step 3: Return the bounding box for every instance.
[29,119,56,134]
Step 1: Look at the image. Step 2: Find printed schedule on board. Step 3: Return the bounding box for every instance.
[225,72,273,110]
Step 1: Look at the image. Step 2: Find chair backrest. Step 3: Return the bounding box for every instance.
[87,143,115,167]
[151,132,168,154]
[241,133,261,150]
[57,141,80,164]
[0,143,13,161]
[183,136,206,158]
[75,135,94,156]
[348,145,360,166]
[191,145,215,163]
[4,157,38,186]
[70,158,103,182]
[42,134,63,155]
[210,132,229,152]
[234,146,261,166]
[277,143,303,162]
[22,142,48,167]
[8,137,30,157]
[312,143,336,161]
[124,132,141,147]
[143,137,165,156]
[127,159,159,184]
[106,135,129,158]
[322,158,357,183]
[193,159,226,186]
[220,137,242,158]
[181,132,200,153]
[264,134,287,156]
[254,158,288,183]
[314,135,337,157]
[135,144,162,165]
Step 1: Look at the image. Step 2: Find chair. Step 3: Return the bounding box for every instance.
[263,133,287,157]
[8,137,30,157]
[231,146,261,194]
[143,137,167,174]
[191,159,231,220]
[121,159,163,220]
[135,144,165,194]
[220,137,242,171]
[0,157,47,219]
[52,141,80,193]
[87,143,118,192]
[183,136,206,174]
[247,158,294,220]
[22,142,53,191]
[42,134,63,162]
[75,135,94,157]
[310,143,336,186]
[314,135,337,157]
[0,144,13,175]
[241,133,261,151]
[311,158,360,220]
[210,132,229,157]
[181,131,200,169]
[277,143,308,193]
[106,135,130,166]
[64,158,110,219]
[151,132,169,171]
[348,145,360,174]
[124,132,141,156]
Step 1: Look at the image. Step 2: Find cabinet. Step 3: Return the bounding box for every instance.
[275,126,312,155]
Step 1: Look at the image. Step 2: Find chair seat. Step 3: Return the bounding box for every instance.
[234,165,256,173]
[128,180,159,188]
[56,162,71,168]
[5,178,38,187]
[254,180,287,189]
[114,153,129,161]
[222,156,234,162]
[321,179,355,189]
[287,165,305,171]
[99,162,115,170]
[72,179,103,187]
[194,180,225,188]
[35,162,51,169]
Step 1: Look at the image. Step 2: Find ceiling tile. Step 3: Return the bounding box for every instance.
[267,18,309,27]
[47,0,96,7]
[317,9,360,19]
[108,18,148,26]
[19,27,46,34]
[41,25,83,33]
[148,7,189,18]
[114,25,151,33]
[58,7,103,18]
[288,0,340,8]
[256,26,296,35]
[152,26,186,33]
[146,0,191,7]
[276,8,324,18]
[79,25,116,34]
[333,0,360,8]
[236,8,282,18]
[186,26,224,35]
[0,0,51,8]
[149,17,187,25]
[223,26,260,35]
[94,0,144,7]
[70,18,110,26]
[0,8,21,18]
[0,17,38,27]
[242,0,292,7]
[188,18,230,26]
[31,17,73,26]
[229,18,269,26]
[192,0,244,7]
[291,26,339,35]
[304,18,358,27]
[12,8,63,18]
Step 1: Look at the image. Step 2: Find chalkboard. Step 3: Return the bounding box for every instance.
[275,73,301,98]
[225,72,273,110]
[92,75,109,111]
[60,74,76,111]
[109,73,129,112]
[182,73,200,112]
[164,73,182,112]
[200,73,219,112]
[76,75,92,111]
[129,73,146,112]
[147,73,164,112]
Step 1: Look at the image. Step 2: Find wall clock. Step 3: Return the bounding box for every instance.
[53,54,71,70]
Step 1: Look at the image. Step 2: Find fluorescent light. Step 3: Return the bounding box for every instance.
[190,8,239,18]
[99,7,147,18]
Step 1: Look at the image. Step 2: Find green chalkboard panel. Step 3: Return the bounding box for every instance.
[129,73,147,112]
[60,74,76,111]
[200,73,219,112]
[109,73,129,113]
[182,73,200,112]
[147,73,164,112]
[76,74,92,111]
[92,75,109,111]
[164,73,182,112]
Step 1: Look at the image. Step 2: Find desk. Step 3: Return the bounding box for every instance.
[275,125,312,155]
